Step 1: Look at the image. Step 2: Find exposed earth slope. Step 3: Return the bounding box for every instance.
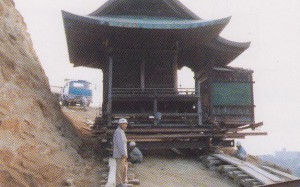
[0,0,102,186]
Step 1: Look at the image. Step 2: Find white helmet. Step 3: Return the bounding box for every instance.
[236,141,242,147]
[118,118,128,124]
[129,141,136,147]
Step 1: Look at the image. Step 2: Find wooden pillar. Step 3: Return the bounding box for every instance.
[208,59,214,123]
[141,56,145,91]
[102,66,108,118]
[196,78,202,125]
[173,53,178,91]
[107,56,113,126]
[195,72,200,94]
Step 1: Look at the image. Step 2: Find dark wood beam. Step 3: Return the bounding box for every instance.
[141,55,145,91]
[196,79,202,125]
[107,56,113,126]
[173,53,178,91]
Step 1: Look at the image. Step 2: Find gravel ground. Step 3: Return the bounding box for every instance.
[135,153,234,187]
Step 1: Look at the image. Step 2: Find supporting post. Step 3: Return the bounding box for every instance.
[173,53,178,91]
[196,79,202,125]
[208,59,214,122]
[107,56,113,126]
[141,55,145,91]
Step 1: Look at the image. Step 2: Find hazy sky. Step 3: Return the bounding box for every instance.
[14,0,300,155]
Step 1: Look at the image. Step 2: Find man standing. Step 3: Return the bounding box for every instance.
[80,96,88,111]
[113,118,128,187]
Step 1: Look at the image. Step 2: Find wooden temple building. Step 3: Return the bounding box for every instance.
[62,0,265,149]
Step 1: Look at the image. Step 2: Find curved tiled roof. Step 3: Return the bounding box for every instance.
[62,0,250,69]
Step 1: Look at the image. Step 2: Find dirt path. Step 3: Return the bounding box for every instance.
[62,106,100,138]
[62,107,235,186]
[135,155,234,187]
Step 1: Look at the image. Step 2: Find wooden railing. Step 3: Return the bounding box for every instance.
[112,88,196,95]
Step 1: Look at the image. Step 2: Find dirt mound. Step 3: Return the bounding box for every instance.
[0,0,102,186]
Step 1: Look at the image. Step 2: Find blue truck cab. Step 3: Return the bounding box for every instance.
[60,80,92,107]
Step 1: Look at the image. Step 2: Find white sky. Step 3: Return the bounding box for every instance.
[14,0,300,155]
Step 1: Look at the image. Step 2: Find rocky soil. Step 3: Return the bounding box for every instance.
[0,0,103,186]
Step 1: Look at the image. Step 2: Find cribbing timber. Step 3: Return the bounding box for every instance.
[201,153,300,187]
[100,158,140,187]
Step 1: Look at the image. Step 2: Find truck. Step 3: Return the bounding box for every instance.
[60,80,92,108]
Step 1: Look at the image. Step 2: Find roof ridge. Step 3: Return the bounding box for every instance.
[88,0,200,20]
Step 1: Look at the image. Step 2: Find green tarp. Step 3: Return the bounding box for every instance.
[212,83,252,106]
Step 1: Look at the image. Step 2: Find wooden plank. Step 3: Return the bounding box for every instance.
[214,154,284,183]
[238,165,274,184]
[127,133,245,139]
[112,113,199,117]
[252,182,262,186]
[221,167,240,174]
[105,158,116,187]
[240,122,263,130]
[127,174,135,180]
[213,154,278,184]
[234,174,250,184]
[122,128,219,133]
[128,138,164,142]
[226,171,235,178]
[232,171,246,179]
[205,159,222,166]
[202,156,217,161]
[259,179,300,187]
[261,166,299,180]
[128,179,140,185]
[218,165,238,173]
[213,154,245,165]
[236,176,253,186]
[244,163,284,182]
[242,178,257,187]
[100,180,107,185]
[228,171,243,179]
